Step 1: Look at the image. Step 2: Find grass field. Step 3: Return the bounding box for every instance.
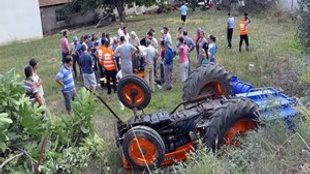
[0,9,309,173]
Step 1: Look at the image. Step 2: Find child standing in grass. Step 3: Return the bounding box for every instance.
[23,66,43,107]
[29,58,45,105]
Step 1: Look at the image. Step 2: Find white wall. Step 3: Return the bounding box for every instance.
[0,0,43,45]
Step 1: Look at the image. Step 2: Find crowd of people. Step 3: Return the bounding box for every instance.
[22,10,252,115]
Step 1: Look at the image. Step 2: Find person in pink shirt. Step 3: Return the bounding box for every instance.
[60,30,70,64]
[195,28,202,63]
[177,37,190,83]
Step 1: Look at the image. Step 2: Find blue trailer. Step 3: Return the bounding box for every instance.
[232,75,297,129]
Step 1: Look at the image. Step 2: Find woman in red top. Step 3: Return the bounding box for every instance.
[160,40,166,84]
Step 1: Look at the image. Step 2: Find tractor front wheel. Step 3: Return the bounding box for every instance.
[122,126,165,170]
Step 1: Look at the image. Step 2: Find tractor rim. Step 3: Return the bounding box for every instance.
[129,137,158,166]
[122,83,145,107]
[224,119,256,146]
[198,81,226,98]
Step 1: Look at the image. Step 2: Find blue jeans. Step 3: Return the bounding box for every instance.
[62,52,69,64]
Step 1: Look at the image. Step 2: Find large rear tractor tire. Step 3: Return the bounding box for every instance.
[182,62,232,103]
[122,126,165,170]
[203,97,260,151]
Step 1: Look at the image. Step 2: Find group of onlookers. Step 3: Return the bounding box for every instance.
[22,8,252,116]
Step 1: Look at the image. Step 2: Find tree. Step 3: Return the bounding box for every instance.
[67,0,157,22]
[297,0,310,53]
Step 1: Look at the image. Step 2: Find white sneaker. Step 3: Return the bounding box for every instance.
[157,84,162,89]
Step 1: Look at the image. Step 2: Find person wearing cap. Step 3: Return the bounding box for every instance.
[180,2,188,25]
[60,30,70,64]
[84,34,93,53]
[29,58,45,105]
[239,13,252,52]
[164,41,176,90]
[144,40,159,92]
[56,56,76,115]
[113,36,137,77]
[70,36,80,78]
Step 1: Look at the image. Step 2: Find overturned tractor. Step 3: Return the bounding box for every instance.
[105,62,260,170]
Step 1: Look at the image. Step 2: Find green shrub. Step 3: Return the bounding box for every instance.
[297,0,310,53]
[238,0,277,14]
[0,70,108,173]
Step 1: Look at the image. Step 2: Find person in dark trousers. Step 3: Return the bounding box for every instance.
[180,2,188,25]
[70,36,80,78]
[227,12,234,48]
[239,13,252,52]
[60,30,70,64]
[98,40,117,94]
[79,45,97,93]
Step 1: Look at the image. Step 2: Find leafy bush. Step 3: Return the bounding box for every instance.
[297,0,310,53]
[0,70,108,173]
[238,0,277,14]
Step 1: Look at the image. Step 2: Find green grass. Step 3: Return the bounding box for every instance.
[0,9,308,173]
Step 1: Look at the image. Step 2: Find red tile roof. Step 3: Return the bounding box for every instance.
[39,0,70,7]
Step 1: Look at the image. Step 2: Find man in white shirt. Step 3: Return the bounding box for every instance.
[180,3,188,25]
[162,27,172,45]
[144,40,159,92]
[227,12,234,48]
[118,22,124,37]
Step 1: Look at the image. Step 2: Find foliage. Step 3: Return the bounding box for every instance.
[0,71,107,173]
[64,0,158,22]
[297,0,310,53]
[237,0,277,14]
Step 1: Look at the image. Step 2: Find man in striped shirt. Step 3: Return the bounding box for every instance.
[56,56,76,115]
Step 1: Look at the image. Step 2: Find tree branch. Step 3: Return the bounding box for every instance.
[0,152,24,169]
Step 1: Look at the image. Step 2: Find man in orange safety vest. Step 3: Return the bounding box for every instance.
[97,40,117,94]
[239,13,252,52]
